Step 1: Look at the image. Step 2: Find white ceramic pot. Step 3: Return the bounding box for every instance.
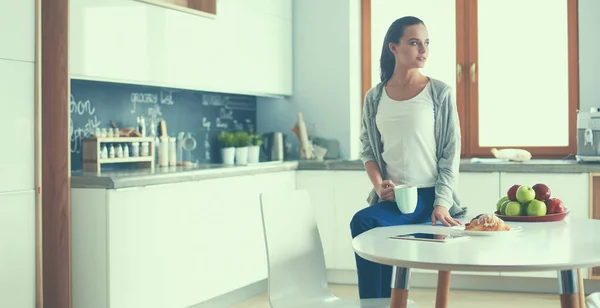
[221,147,235,165]
[235,146,249,165]
[247,145,260,164]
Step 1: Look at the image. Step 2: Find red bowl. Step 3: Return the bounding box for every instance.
[494,208,570,222]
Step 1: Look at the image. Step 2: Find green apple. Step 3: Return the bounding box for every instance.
[527,199,547,216]
[500,200,511,215]
[496,196,509,212]
[505,201,522,216]
[516,185,535,203]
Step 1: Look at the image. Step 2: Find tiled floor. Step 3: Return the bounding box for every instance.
[231,284,561,308]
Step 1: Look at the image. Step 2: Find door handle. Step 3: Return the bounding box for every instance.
[470,62,477,83]
[457,64,463,84]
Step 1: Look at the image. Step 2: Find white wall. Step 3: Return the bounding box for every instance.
[0,1,37,307]
[578,0,600,112]
[256,0,363,160]
[258,0,600,159]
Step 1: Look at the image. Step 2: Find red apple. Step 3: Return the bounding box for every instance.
[545,198,565,214]
[532,183,551,201]
[507,184,521,201]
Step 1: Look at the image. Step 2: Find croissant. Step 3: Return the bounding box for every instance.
[464,213,511,231]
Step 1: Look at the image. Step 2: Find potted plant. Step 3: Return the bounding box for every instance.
[233,131,251,165]
[217,131,236,165]
[247,132,263,164]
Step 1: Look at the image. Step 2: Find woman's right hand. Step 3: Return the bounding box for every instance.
[376,180,396,201]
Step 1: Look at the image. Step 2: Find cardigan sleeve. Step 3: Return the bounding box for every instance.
[434,88,462,209]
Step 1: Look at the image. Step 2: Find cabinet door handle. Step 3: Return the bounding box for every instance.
[457,64,463,84]
[470,62,477,83]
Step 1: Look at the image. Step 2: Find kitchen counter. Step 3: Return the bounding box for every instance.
[71,161,298,189]
[297,158,600,173]
[71,158,600,189]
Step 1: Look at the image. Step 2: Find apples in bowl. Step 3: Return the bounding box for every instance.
[495,183,569,222]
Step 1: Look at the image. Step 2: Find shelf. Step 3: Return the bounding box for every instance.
[93,137,156,143]
[95,157,154,164]
[83,137,156,172]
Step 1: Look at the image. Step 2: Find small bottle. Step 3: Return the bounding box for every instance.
[113,127,120,138]
[116,144,123,158]
[101,128,107,138]
[95,128,101,138]
[140,142,149,157]
[123,144,130,157]
[107,129,114,138]
[131,142,140,157]
[109,144,115,158]
[101,145,108,159]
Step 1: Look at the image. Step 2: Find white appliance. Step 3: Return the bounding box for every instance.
[576,108,600,162]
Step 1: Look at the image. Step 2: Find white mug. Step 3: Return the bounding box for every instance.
[394,184,418,214]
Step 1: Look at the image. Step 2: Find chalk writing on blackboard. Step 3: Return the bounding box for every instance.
[245,119,254,132]
[131,92,158,113]
[70,94,102,154]
[216,118,228,129]
[220,107,233,120]
[161,90,174,105]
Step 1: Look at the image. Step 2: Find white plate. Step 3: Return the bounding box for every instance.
[450,225,523,236]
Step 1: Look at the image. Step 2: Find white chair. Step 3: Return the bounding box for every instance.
[587,292,600,308]
[259,189,417,308]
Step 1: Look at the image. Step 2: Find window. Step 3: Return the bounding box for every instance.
[361,0,579,158]
[136,0,217,16]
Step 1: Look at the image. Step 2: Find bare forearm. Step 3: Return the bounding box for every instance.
[365,161,383,189]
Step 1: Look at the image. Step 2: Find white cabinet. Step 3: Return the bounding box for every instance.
[498,172,590,279]
[331,171,373,270]
[71,171,296,308]
[70,0,293,97]
[296,171,337,269]
[0,0,35,62]
[0,59,35,193]
[0,191,36,308]
[297,171,373,271]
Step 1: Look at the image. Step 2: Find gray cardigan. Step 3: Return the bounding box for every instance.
[360,78,468,218]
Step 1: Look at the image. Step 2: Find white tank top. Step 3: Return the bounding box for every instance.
[375,81,438,188]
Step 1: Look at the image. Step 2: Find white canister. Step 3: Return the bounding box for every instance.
[158,138,169,167]
[140,142,149,157]
[168,137,177,166]
[131,142,140,157]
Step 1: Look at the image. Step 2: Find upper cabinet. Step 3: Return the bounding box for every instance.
[69,0,292,97]
[0,0,35,62]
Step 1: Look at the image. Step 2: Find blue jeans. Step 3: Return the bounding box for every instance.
[349,187,436,299]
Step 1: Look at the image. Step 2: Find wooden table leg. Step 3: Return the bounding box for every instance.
[558,269,580,308]
[390,289,409,308]
[577,269,585,308]
[435,271,451,308]
[390,267,411,308]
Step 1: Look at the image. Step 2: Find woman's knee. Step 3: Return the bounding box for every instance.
[350,207,375,238]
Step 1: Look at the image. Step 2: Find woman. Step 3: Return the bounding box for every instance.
[350,16,468,299]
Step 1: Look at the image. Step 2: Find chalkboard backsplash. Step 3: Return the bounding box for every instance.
[70,79,256,172]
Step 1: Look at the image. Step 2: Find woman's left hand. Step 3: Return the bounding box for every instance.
[431,205,462,227]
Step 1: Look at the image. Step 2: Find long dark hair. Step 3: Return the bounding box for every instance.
[379,16,425,83]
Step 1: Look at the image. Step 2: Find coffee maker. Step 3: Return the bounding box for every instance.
[262,132,286,161]
[576,108,600,162]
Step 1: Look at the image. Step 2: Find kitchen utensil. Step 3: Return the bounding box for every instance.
[262,132,285,161]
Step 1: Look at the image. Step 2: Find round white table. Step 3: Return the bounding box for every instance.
[352,217,600,308]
